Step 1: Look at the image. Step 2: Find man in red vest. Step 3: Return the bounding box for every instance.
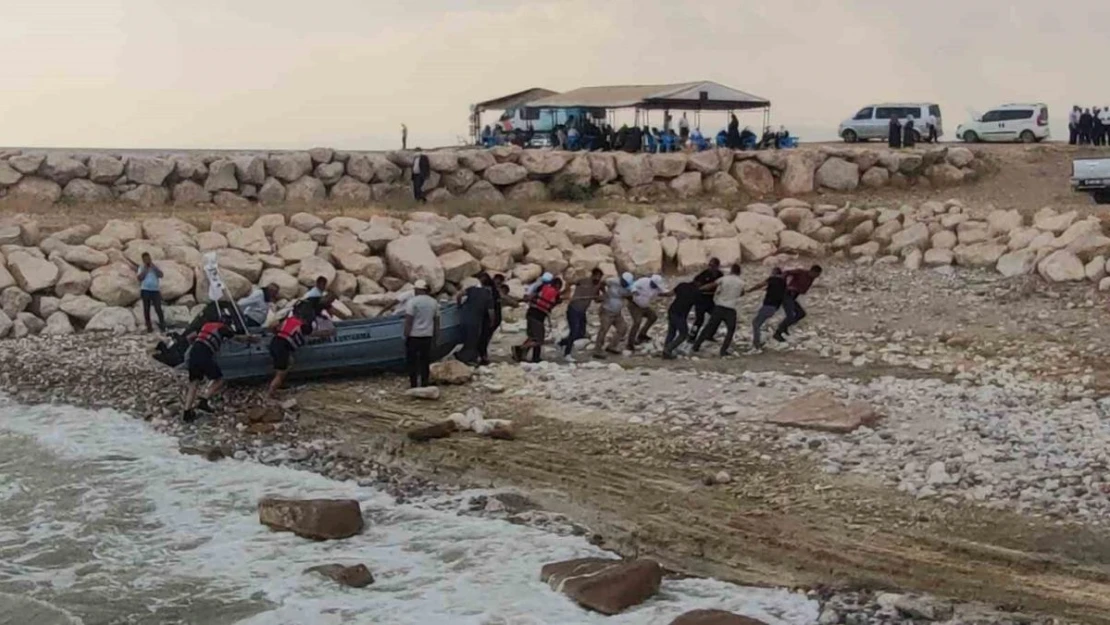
[266,302,318,398]
[513,275,562,363]
[183,304,256,422]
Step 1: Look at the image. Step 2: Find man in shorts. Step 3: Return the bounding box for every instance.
[266,302,318,398]
[183,306,254,422]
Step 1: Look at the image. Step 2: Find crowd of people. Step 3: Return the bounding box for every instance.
[163,258,824,416]
[479,112,793,153]
[1068,106,1110,146]
[399,261,823,391]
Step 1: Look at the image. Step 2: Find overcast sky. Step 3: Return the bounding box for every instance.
[2,0,1107,150]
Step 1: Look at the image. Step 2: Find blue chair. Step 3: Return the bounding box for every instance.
[741,135,757,150]
[781,136,798,149]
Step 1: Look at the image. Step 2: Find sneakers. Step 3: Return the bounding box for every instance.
[196,398,214,413]
[773,332,786,343]
[661,351,677,360]
[182,409,198,423]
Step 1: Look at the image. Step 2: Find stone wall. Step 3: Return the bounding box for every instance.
[0,144,990,208]
[0,197,1101,338]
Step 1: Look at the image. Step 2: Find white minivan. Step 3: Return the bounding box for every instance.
[838,103,942,143]
[955,104,1049,143]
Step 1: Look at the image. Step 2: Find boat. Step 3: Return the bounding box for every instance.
[153,303,465,382]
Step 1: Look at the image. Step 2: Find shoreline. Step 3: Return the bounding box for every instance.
[1,257,1108,623]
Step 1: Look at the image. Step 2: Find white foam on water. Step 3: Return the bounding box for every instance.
[0,400,819,625]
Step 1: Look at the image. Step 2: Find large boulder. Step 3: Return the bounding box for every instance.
[267,152,313,182]
[0,265,14,291]
[769,390,879,433]
[170,155,207,182]
[649,153,688,178]
[214,248,263,282]
[90,268,140,307]
[297,256,338,288]
[42,311,75,335]
[505,181,550,202]
[996,248,1038,277]
[332,251,385,281]
[443,168,477,195]
[463,180,505,204]
[587,153,618,184]
[85,305,138,333]
[611,218,662,275]
[40,154,88,185]
[669,172,702,198]
[483,163,528,186]
[779,153,816,195]
[614,153,653,187]
[556,217,612,246]
[359,225,401,253]
[732,212,786,243]
[314,161,345,186]
[172,180,211,206]
[1033,208,1077,235]
[204,159,239,192]
[461,224,522,260]
[286,176,327,204]
[7,252,59,293]
[62,179,113,203]
[0,162,22,187]
[676,239,708,273]
[815,157,859,191]
[102,219,143,243]
[687,149,720,174]
[777,231,824,256]
[59,294,106,322]
[194,267,252,302]
[860,166,889,188]
[155,260,194,300]
[9,177,62,204]
[385,235,445,292]
[731,160,774,196]
[0,287,32,319]
[954,242,1006,267]
[233,155,267,185]
[277,240,318,263]
[540,558,662,615]
[458,150,495,171]
[1038,249,1085,282]
[662,213,700,241]
[927,163,964,186]
[259,268,300,300]
[425,150,459,173]
[120,184,169,207]
[668,610,767,625]
[8,153,44,174]
[703,171,741,196]
[258,177,287,204]
[258,498,364,540]
[62,245,109,271]
[125,156,174,186]
[328,176,372,203]
[946,146,975,168]
[888,222,930,255]
[227,226,272,254]
[519,150,566,176]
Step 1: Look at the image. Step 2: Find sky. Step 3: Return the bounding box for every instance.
[2,0,1108,150]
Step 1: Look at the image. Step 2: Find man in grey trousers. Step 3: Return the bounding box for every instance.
[750,267,786,350]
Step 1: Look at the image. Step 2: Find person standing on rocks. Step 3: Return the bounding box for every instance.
[401,123,408,150]
[593,272,633,358]
[183,306,255,422]
[691,263,744,357]
[455,273,496,366]
[411,148,430,203]
[749,267,786,350]
[558,268,603,360]
[690,257,723,342]
[662,278,701,359]
[514,276,561,363]
[627,274,666,351]
[773,265,822,342]
[137,252,166,333]
[403,280,439,388]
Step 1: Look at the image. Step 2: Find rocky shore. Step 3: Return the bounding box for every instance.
[1,191,1107,339]
[0,144,991,209]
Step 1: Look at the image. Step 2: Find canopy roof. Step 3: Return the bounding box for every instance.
[472,87,558,113]
[526,81,769,111]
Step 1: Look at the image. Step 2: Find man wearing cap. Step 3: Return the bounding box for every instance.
[627,274,666,350]
[403,280,440,388]
[593,272,633,358]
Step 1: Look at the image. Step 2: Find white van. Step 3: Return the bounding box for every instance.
[955,104,1049,143]
[838,103,942,143]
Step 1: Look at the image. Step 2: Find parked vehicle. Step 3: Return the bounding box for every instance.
[956,104,1049,143]
[839,103,942,143]
[1072,157,1110,204]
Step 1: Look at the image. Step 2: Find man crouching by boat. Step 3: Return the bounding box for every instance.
[183,305,256,423]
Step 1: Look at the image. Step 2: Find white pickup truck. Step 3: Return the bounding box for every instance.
[1072,157,1110,204]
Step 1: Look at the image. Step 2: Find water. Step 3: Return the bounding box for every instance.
[0,399,819,625]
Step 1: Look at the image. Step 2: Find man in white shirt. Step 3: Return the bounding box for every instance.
[691,264,745,356]
[403,280,440,388]
[627,274,665,350]
[237,284,279,327]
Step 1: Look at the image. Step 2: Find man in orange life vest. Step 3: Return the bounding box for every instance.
[513,275,562,363]
[267,302,318,398]
[183,305,255,422]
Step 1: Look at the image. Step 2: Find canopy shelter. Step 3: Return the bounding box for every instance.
[469,87,558,144]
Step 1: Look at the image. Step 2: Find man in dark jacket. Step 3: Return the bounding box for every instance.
[774,265,823,342]
[888,117,902,149]
[412,148,431,202]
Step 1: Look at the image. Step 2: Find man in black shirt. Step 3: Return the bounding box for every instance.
[455,273,495,365]
[690,257,723,340]
[749,267,786,350]
[662,280,701,359]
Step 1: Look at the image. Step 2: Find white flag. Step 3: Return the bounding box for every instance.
[203,252,225,302]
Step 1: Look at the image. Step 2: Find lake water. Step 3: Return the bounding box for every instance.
[0,398,818,625]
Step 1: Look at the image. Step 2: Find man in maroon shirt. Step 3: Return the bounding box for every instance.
[774,265,822,342]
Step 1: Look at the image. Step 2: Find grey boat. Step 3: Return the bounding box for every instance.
[155,303,464,382]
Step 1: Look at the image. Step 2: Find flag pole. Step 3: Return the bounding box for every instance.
[203,252,249,333]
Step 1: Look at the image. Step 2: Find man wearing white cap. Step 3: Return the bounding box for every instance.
[627,274,666,350]
[593,272,633,358]
[403,280,439,388]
